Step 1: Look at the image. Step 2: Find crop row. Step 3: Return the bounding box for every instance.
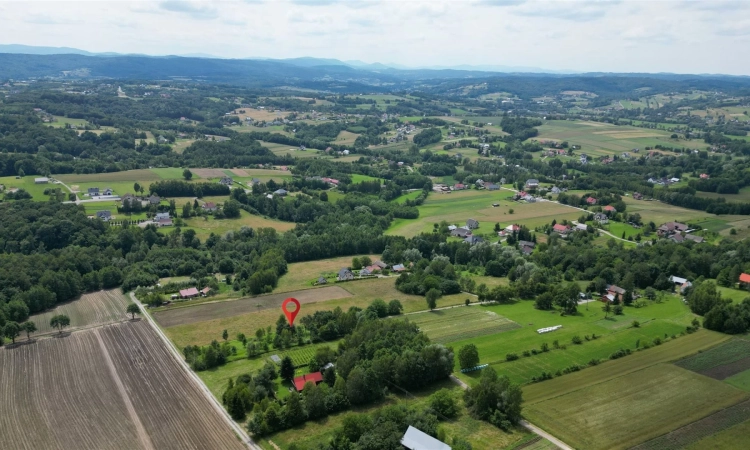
[631,399,750,450]
[675,338,750,372]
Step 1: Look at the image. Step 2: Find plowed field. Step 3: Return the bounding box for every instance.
[30,289,131,334]
[0,321,245,450]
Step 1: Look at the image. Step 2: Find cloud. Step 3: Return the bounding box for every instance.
[477,0,527,6]
[620,27,675,45]
[681,0,750,12]
[513,0,619,21]
[24,13,82,25]
[158,1,218,20]
[715,22,750,37]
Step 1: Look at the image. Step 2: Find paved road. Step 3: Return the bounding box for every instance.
[129,293,262,450]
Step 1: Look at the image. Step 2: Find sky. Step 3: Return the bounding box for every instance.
[1,0,749,75]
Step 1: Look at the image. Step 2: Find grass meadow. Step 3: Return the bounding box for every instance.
[532,120,675,156]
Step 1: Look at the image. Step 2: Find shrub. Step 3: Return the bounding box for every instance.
[632,320,640,328]
[506,353,519,361]
[571,335,582,345]
[588,358,600,366]
[522,350,531,357]
[552,340,559,349]
[609,348,632,360]
[653,337,662,346]
[540,342,549,352]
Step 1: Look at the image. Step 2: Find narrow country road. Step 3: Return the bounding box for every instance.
[448,372,574,450]
[129,293,262,450]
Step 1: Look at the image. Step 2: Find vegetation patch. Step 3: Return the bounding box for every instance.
[674,338,750,377]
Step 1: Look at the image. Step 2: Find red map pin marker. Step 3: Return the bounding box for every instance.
[282,298,301,327]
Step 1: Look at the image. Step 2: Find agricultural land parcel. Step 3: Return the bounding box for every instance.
[30,289,130,334]
[532,120,676,157]
[0,321,244,450]
[386,189,581,237]
[521,330,746,450]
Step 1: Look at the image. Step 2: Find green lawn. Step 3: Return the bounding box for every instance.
[0,176,61,201]
[392,190,421,204]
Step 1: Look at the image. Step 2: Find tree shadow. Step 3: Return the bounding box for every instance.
[3,339,36,350]
[51,331,72,339]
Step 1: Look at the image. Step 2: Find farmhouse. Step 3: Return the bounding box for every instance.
[316,276,327,285]
[219,176,233,186]
[487,183,500,191]
[373,260,388,269]
[365,264,381,273]
[360,267,372,276]
[453,183,466,191]
[88,187,100,196]
[274,189,288,196]
[594,213,609,224]
[157,218,173,227]
[451,227,472,238]
[586,197,597,205]
[34,177,49,184]
[668,276,693,293]
[633,192,643,200]
[401,426,451,450]
[575,223,588,232]
[700,173,710,179]
[96,210,112,220]
[293,372,324,392]
[657,221,688,237]
[603,205,616,213]
[466,219,479,229]
[149,195,161,205]
[179,287,200,299]
[553,224,571,235]
[525,179,539,189]
[685,234,705,243]
[740,273,750,287]
[604,285,626,302]
[338,268,354,281]
[202,202,218,212]
[392,264,406,272]
[464,236,483,245]
[155,212,170,221]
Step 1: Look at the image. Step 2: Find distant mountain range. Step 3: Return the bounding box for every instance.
[0,44,568,74]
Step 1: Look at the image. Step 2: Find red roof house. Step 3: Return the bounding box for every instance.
[293,372,324,391]
[700,173,710,179]
[553,224,570,234]
[586,197,597,205]
[740,273,750,284]
[604,205,616,212]
[179,287,200,298]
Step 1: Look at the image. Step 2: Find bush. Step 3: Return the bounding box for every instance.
[588,358,600,366]
[609,348,632,360]
[506,353,519,361]
[429,389,458,419]
[632,320,640,328]
[540,342,549,352]
[522,350,531,357]
[653,337,662,346]
[571,335,582,345]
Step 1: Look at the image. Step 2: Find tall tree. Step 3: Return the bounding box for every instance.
[426,288,441,310]
[183,168,193,180]
[458,344,480,369]
[126,303,140,320]
[22,321,36,341]
[3,321,21,344]
[50,314,70,334]
[280,355,295,381]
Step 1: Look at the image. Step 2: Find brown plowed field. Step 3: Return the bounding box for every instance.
[700,356,750,380]
[153,285,352,328]
[191,168,227,178]
[228,168,249,177]
[30,289,130,334]
[0,321,245,450]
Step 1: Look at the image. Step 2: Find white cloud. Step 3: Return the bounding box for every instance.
[0,0,747,74]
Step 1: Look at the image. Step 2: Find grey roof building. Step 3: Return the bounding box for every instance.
[401,426,451,450]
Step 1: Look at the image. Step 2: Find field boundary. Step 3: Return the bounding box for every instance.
[131,292,260,450]
[629,398,750,450]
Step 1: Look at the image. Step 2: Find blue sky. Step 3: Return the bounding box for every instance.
[1,0,749,74]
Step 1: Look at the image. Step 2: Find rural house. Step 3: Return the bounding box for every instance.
[34,177,49,184]
[155,212,170,221]
[586,197,597,205]
[668,276,693,293]
[149,195,161,205]
[293,372,323,392]
[88,187,100,196]
[202,202,218,212]
[179,287,200,299]
[487,183,500,191]
[603,205,616,213]
[604,285,626,302]
[657,222,688,237]
[464,236,483,245]
[594,213,609,224]
[553,223,571,235]
[373,260,388,269]
[96,210,112,220]
[740,273,750,287]
[219,176,233,186]
[360,267,372,276]
[274,189,288,196]
[316,276,327,285]
[451,227,472,238]
[685,234,704,243]
[466,218,479,229]
[392,264,406,272]
[338,268,354,281]
[633,192,643,200]
[525,179,539,189]
[401,426,451,450]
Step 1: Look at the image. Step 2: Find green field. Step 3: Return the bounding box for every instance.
[532,120,675,156]
[454,295,698,386]
[398,307,520,344]
[386,190,580,237]
[685,419,750,450]
[525,363,747,450]
[0,176,63,201]
[392,190,421,204]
